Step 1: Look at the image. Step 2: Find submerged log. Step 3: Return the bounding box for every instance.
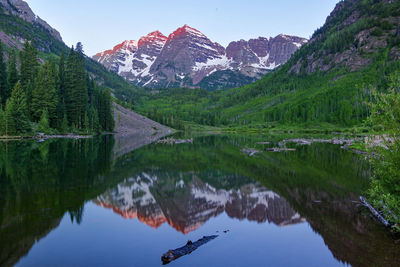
[161,235,218,265]
[360,196,391,227]
[157,138,194,145]
[265,148,296,152]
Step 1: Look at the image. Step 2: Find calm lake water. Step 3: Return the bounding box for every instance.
[0,134,398,267]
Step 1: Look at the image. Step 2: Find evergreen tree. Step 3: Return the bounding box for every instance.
[84,112,89,133]
[38,109,50,133]
[61,112,69,133]
[0,42,8,106]
[0,108,5,136]
[75,42,84,54]
[56,52,66,129]
[65,46,88,129]
[89,106,100,133]
[31,61,58,127]
[5,100,15,136]
[97,89,114,132]
[20,40,38,115]
[6,81,30,135]
[7,50,18,98]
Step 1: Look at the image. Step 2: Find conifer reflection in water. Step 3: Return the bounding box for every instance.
[0,136,115,267]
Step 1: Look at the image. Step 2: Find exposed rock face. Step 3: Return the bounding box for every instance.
[0,0,62,41]
[150,25,227,87]
[288,0,399,75]
[93,25,307,89]
[94,173,305,234]
[226,34,307,78]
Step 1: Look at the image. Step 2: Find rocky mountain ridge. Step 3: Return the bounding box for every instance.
[288,0,400,75]
[0,0,62,41]
[93,25,307,89]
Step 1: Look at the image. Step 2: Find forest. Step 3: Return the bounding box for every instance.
[0,40,114,136]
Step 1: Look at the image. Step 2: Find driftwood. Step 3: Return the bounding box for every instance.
[157,138,193,145]
[161,235,218,265]
[279,138,358,147]
[265,148,296,152]
[360,196,391,227]
[241,148,260,157]
[256,142,270,145]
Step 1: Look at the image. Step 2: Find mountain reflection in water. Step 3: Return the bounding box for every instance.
[94,173,305,234]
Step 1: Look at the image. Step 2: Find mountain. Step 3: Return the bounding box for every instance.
[94,173,304,234]
[93,25,307,90]
[133,0,400,129]
[0,0,137,103]
[0,0,62,41]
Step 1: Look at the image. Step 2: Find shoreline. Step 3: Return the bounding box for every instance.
[0,134,94,141]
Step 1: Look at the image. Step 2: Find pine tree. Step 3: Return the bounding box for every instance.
[97,89,114,131]
[56,52,66,130]
[61,112,69,133]
[0,108,5,136]
[89,106,100,134]
[38,109,50,133]
[31,61,58,126]
[75,42,84,54]
[65,48,78,126]
[103,90,114,131]
[84,112,89,133]
[65,45,88,129]
[5,100,15,136]
[7,50,18,99]
[0,41,8,106]
[31,66,46,121]
[6,81,30,135]
[20,40,38,116]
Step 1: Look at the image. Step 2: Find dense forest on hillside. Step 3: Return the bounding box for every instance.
[131,0,400,131]
[0,41,114,135]
[0,3,136,106]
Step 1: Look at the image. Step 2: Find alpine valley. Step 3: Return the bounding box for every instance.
[93,26,307,90]
[0,0,400,266]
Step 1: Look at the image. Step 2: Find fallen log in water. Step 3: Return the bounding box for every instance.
[265,148,296,152]
[360,196,391,227]
[161,235,218,265]
[241,148,260,157]
[157,138,194,145]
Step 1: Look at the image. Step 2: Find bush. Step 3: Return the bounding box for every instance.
[367,74,400,232]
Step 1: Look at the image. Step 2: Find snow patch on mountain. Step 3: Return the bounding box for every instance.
[192,55,232,71]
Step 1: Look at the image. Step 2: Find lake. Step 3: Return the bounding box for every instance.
[0,134,398,267]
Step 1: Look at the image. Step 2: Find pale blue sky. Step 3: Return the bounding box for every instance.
[25,0,339,56]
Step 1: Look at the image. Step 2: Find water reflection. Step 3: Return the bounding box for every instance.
[0,134,398,267]
[0,137,115,267]
[94,173,305,234]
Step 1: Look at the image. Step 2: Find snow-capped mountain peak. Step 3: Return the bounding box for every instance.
[93,26,308,89]
[167,24,206,40]
[95,40,137,58]
[138,31,167,47]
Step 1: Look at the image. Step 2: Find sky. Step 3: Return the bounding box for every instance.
[25,0,339,56]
